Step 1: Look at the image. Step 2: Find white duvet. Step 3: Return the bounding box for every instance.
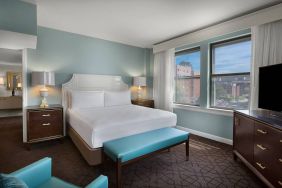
[67,104,177,148]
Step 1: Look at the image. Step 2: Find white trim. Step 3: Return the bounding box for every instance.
[174,103,233,117]
[20,0,37,5]
[22,49,28,142]
[153,3,282,53]
[0,61,22,66]
[176,126,233,145]
[0,29,37,50]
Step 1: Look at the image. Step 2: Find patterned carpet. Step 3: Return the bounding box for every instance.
[0,117,265,188]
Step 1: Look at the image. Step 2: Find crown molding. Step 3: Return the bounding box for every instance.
[153,3,282,53]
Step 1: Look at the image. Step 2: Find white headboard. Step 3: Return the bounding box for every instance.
[62,73,128,110]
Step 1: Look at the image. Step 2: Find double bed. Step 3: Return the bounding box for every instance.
[62,74,176,165]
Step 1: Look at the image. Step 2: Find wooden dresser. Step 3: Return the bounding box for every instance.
[131,99,154,108]
[233,110,282,188]
[26,105,64,145]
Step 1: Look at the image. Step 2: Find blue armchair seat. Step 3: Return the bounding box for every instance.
[8,157,107,188]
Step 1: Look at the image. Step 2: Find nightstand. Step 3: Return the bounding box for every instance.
[26,105,64,146]
[131,99,154,108]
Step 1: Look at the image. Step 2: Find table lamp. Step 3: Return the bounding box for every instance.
[17,82,22,89]
[31,71,55,108]
[0,77,4,85]
[133,76,146,99]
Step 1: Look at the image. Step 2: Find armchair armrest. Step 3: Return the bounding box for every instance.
[10,157,52,188]
[85,175,108,188]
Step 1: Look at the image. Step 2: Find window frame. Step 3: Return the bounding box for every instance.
[174,46,201,106]
[209,35,251,110]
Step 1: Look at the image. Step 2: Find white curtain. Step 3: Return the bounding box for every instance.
[250,20,282,110]
[153,49,175,111]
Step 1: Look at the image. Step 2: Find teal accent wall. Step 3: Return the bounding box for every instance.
[0,0,37,35]
[174,29,251,140]
[27,26,151,105]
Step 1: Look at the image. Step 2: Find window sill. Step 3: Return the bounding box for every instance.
[173,103,233,117]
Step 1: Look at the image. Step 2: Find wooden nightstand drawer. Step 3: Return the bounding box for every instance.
[28,121,62,141]
[28,109,62,122]
[132,99,154,108]
[26,105,64,143]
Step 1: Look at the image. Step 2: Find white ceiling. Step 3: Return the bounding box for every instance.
[33,0,281,48]
[0,48,22,65]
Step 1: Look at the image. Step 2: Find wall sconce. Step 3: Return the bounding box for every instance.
[31,72,55,108]
[133,76,146,99]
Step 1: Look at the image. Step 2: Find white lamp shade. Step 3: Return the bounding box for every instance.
[0,77,4,85]
[32,72,55,86]
[133,76,146,87]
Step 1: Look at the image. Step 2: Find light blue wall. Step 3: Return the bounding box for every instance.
[174,109,233,139]
[145,49,154,99]
[27,26,151,105]
[0,0,37,35]
[174,29,251,140]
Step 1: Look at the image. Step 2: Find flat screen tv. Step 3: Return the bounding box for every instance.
[258,63,282,112]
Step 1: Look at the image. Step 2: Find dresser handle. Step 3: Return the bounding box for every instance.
[256,162,266,170]
[279,158,282,163]
[278,181,282,186]
[280,140,282,143]
[42,114,50,117]
[257,129,267,134]
[42,123,51,126]
[257,144,266,150]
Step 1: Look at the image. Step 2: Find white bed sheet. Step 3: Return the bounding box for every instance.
[67,104,177,148]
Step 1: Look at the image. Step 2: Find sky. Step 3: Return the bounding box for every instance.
[214,40,251,74]
[175,51,200,75]
[175,40,251,74]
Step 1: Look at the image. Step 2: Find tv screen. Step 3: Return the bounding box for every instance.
[258,63,282,112]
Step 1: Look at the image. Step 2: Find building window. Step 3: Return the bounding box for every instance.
[175,47,200,105]
[210,35,251,110]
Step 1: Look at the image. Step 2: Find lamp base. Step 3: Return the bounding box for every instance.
[40,97,49,108]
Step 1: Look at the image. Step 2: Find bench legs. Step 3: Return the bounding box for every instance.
[114,138,189,188]
[186,138,189,161]
[116,159,122,188]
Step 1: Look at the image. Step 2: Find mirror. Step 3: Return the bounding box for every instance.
[6,72,22,90]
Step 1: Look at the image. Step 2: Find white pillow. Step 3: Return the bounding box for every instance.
[71,91,104,109]
[104,90,131,106]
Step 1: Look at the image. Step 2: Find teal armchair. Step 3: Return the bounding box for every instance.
[9,157,108,188]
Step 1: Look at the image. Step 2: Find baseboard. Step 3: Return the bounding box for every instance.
[176,126,233,145]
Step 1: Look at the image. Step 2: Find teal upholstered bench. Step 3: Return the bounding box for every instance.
[103,127,189,188]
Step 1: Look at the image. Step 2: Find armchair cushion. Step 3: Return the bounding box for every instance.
[0,174,28,188]
[85,175,108,188]
[38,177,79,188]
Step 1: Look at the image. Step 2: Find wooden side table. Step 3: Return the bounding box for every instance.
[131,99,154,108]
[26,105,64,147]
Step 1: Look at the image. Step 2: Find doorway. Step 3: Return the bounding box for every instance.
[0,48,23,117]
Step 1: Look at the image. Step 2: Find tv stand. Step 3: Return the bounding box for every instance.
[233,109,282,188]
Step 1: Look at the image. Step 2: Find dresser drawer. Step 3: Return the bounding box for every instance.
[269,157,282,188]
[255,121,281,150]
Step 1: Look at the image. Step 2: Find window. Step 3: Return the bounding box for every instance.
[210,35,251,110]
[175,47,200,105]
